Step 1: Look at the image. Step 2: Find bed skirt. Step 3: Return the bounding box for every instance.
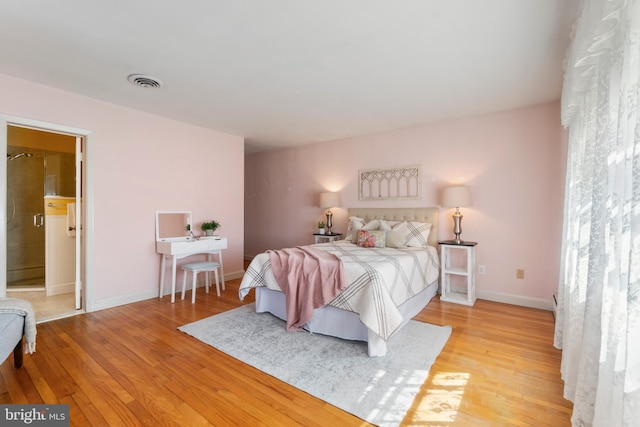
[255,279,438,357]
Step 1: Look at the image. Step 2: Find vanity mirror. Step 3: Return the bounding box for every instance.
[155,211,192,241]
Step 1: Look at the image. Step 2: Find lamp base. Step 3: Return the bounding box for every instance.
[452,210,464,244]
[326,211,333,235]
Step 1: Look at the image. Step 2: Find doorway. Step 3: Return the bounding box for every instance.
[3,123,84,321]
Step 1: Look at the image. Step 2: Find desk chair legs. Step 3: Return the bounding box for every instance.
[180,261,221,303]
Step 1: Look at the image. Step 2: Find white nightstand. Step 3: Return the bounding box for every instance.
[313,233,342,244]
[439,240,477,306]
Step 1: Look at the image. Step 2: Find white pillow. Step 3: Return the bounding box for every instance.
[345,216,365,243]
[362,219,381,230]
[380,221,409,248]
[379,219,401,229]
[377,220,391,231]
[386,231,407,248]
[404,221,432,248]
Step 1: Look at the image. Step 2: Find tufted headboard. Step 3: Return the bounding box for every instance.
[348,207,439,248]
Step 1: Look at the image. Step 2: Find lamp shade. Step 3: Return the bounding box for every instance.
[441,186,472,208]
[319,192,341,208]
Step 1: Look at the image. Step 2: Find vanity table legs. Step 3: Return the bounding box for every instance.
[158,254,178,303]
[159,255,166,299]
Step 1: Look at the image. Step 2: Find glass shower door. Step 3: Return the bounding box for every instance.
[6,146,45,289]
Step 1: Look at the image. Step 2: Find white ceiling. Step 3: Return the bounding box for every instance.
[0,1,580,154]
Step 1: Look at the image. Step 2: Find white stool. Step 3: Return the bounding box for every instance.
[180,261,221,303]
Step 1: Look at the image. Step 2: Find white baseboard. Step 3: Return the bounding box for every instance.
[225,270,245,281]
[477,290,554,311]
[47,281,75,296]
[90,288,158,312]
[89,271,554,314]
[89,270,245,312]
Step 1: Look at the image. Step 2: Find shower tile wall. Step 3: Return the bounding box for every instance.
[7,146,45,285]
[7,145,75,286]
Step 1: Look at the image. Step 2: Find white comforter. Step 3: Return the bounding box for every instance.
[239,241,440,340]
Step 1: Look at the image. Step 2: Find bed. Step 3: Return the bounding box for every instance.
[239,207,440,357]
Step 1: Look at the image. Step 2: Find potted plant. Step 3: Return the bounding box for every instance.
[318,221,326,235]
[201,220,221,236]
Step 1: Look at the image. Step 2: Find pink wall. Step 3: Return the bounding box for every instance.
[245,102,566,309]
[0,74,244,310]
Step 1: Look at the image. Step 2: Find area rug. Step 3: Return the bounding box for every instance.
[178,303,451,427]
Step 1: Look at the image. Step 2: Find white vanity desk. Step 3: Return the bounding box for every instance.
[155,210,227,303]
[157,237,227,303]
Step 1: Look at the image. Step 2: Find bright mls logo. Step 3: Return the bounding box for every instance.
[1,404,69,426]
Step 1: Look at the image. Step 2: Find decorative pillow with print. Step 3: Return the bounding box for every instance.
[404,221,432,248]
[351,218,381,244]
[357,229,386,248]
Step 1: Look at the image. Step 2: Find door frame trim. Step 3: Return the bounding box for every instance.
[1,114,95,312]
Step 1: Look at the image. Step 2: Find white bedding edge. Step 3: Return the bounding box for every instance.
[255,279,438,357]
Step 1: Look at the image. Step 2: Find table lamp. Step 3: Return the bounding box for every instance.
[319,192,341,235]
[441,186,472,244]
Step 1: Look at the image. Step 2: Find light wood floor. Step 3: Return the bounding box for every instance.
[0,276,573,426]
[6,290,77,322]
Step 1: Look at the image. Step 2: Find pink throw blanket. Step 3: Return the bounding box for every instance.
[268,246,348,331]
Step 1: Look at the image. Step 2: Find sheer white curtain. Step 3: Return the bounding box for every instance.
[555,0,640,425]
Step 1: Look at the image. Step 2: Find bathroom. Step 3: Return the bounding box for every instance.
[6,125,79,319]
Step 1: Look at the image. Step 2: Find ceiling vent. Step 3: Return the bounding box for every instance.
[127,74,163,88]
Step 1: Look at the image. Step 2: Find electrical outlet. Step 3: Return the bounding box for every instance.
[516,269,524,279]
[478,265,486,275]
